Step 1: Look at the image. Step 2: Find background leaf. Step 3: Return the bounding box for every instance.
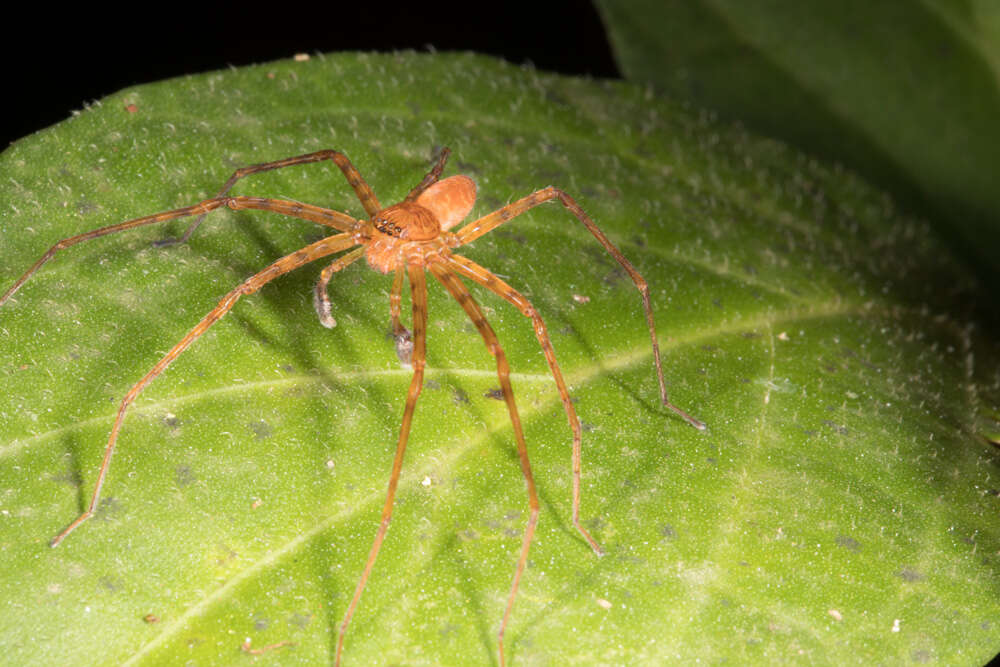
[1,52,997,665]
[595,0,1000,289]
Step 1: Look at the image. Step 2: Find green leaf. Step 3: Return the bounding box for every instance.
[595,0,1000,287]
[1,52,997,665]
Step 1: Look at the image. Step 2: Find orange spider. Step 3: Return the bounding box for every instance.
[1,147,704,665]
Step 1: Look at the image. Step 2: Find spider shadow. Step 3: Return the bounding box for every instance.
[310,507,500,665]
[444,529,499,666]
[511,542,611,663]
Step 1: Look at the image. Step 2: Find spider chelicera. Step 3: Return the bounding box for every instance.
[1,147,704,665]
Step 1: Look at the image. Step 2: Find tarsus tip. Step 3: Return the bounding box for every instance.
[665,401,706,431]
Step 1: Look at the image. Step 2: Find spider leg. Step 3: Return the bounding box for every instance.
[403,147,451,201]
[454,187,706,430]
[313,247,366,328]
[427,262,539,667]
[49,232,358,547]
[156,149,382,246]
[1,196,358,307]
[445,254,602,555]
[336,262,428,667]
[389,264,413,364]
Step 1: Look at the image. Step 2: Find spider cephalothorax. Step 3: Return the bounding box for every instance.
[362,174,474,273]
[2,148,703,666]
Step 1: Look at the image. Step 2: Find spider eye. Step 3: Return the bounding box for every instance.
[374,217,402,237]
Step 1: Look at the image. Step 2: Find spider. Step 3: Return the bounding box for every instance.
[1,147,704,665]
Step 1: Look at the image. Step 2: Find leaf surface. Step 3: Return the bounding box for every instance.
[0,52,997,665]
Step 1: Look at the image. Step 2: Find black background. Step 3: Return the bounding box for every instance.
[5,1,617,148]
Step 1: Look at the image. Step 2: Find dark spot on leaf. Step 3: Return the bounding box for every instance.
[95,496,121,521]
[99,576,120,592]
[660,525,676,540]
[741,331,761,339]
[249,421,272,439]
[897,567,924,582]
[175,465,196,488]
[76,199,99,216]
[601,266,628,287]
[581,421,596,433]
[425,379,440,391]
[290,613,312,628]
[51,466,83,488]
[485,388,504,401]
[822,420,848,435]
[452,387,469,404]
[841,346,879,371]
[495,228,527,245]
[835,535,861,552]
[254,617,270,631]
[459,529,479,542]
[584,516,605,534]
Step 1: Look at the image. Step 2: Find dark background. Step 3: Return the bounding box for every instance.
[5,2,618,148]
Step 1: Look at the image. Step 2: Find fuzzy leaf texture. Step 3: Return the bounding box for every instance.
[0,53,997,665]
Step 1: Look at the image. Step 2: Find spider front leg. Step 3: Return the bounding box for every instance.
[154,150,383,246]
[427,262,540,667]
[49,232,357,546]
[456,187,706,430]
[1,199,229,306]
[336,262,428,667]
[1,196,355,307]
